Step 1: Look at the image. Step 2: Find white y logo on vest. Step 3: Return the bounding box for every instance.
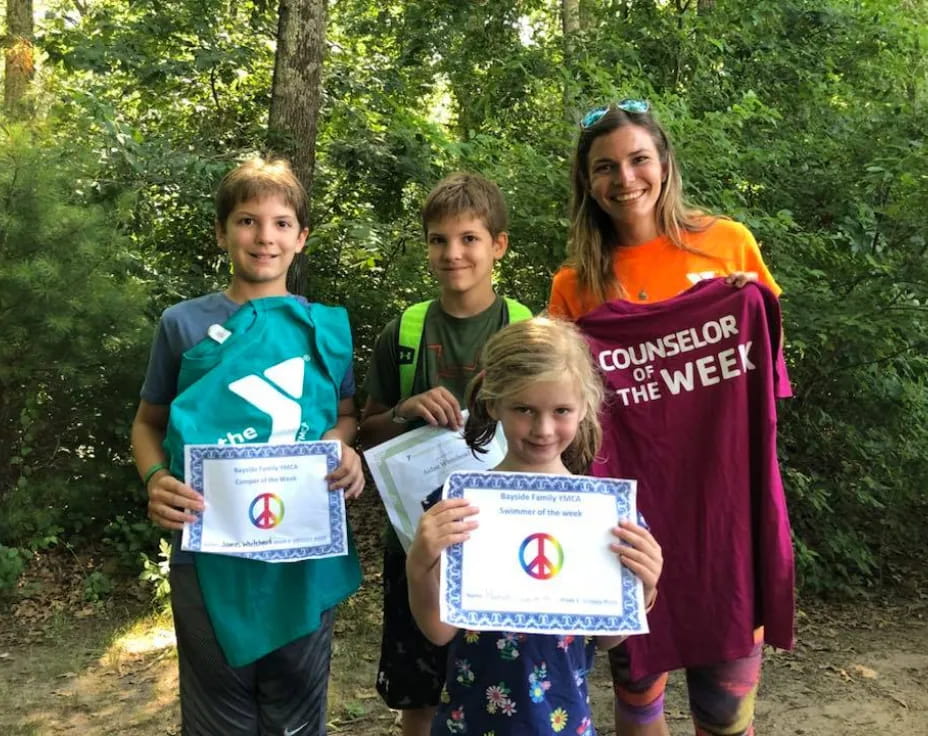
[225,356,307,444]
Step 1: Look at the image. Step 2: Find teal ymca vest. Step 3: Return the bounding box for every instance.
[164,296,361,667]
[396,297,533,399]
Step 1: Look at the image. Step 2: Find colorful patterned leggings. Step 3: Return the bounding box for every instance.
[609,636,763,735]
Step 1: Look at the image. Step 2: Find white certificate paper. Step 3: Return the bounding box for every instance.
[365,414,507,551]
[181,441,348,562]
[439,471,648,636]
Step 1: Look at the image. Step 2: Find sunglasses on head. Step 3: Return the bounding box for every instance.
[580,99,651,129]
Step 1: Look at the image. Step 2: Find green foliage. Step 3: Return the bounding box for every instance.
[0,124,152,546]
[0,545,29,596]
[41,0,276,151]
[776,226,928,592]
[7,0,926,594]
[82,570,115,604]
[139,538,173,607]
[103,515,168,572]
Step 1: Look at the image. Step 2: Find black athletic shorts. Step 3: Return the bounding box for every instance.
[170,563,334,735]
[375,529,449,709]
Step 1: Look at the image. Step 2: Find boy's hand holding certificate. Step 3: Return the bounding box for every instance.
[439,470,648,636]
[181,441,349,562]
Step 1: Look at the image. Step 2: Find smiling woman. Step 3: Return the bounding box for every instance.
[548,102,779,319]
[546,101,787,736]
[586,124,666,246]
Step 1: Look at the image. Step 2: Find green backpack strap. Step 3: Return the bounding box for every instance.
[504,297,533,324]
[397,299,433,400]
[396,297,533,400]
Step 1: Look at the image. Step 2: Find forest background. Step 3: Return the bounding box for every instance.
[1,0,927,612]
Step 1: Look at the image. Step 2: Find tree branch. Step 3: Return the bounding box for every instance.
[209,67,223,118]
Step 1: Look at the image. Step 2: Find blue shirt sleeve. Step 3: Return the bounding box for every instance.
[140,313,182,405]
[339,362,356,399]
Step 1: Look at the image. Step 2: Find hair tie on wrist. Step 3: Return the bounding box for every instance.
[142,462,168,487]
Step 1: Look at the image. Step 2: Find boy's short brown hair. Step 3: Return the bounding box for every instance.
[215,157,309,231]
[421,172,509,237]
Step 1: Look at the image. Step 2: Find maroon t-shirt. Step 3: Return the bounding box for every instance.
[578,279,794,680]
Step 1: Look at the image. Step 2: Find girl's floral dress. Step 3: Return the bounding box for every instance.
[432,629,597,735]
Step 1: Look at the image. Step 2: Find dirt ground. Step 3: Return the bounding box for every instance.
[2,494,926,735]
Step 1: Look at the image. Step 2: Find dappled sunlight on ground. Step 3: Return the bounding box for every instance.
[106,619,176,657]
[0,548,181,735]
[8,609,181,736]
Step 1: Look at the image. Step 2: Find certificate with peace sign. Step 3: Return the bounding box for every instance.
[439,471,649,636]
[181,441,349,562]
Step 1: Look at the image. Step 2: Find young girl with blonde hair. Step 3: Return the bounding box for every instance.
[406,317,662,736]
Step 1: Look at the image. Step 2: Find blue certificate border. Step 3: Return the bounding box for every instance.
[443,471,642,633]
[185,442,346,561]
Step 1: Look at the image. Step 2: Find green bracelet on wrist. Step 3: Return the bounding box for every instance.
[142,462,167,487]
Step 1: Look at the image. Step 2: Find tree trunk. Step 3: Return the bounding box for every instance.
[3,0,34,117]
[579,0,592,30]
[268,0,326,296]
[562,0,582,120]
[563,0,580,35]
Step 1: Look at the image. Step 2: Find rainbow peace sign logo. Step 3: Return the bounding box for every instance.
[249,493,285,530]
[518,533,564,580]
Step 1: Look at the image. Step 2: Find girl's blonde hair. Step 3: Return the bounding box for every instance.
[464,317,604,475]
[568,105,712,304]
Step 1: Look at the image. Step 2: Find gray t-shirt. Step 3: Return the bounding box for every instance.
[140,291,356,564]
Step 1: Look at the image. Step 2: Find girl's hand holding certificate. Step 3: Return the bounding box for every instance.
[407,498,480,646]
[407,492,663,649]
[612,519,662,610]
[599,519,662,650]
[409,498,480,572]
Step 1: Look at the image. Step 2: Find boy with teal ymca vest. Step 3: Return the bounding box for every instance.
[359,172,531,736]
[131,158,362,735]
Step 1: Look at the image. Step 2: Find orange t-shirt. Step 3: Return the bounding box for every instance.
[548,219,781,321]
